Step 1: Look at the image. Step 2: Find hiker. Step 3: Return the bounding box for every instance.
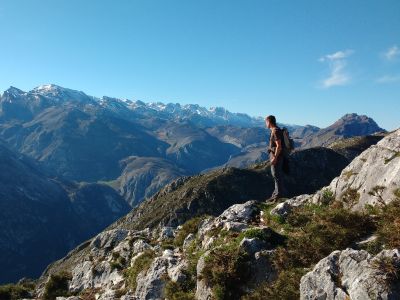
[265,115,286,202]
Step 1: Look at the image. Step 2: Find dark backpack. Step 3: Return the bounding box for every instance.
[281,127,295,154]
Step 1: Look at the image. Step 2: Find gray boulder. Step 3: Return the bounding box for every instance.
[300,248,400,300]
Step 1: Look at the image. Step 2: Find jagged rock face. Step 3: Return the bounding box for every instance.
[195,201,281,299]
[37,228,152,297]
[197,200,261,249]
[134,255,167,300]
[35,200,283,300]
[327,129,400,209]
[300,248,400,300]
[195,251,213,300]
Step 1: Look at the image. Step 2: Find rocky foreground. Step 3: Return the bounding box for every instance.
[1,129,399,300]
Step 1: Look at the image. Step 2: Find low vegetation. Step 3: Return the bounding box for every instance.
[42,271,74,300]
[123,249,156,291]
[0,280,35,300]
[245,199,376,299]
[110,251,127,271]
[174,216,208,247]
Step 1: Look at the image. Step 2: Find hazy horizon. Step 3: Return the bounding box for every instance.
[0,83,393,131]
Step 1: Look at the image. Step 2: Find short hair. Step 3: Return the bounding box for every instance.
[265,115,277,126]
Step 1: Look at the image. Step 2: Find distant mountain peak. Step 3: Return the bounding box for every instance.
[30,84,96,104]
[338,113,371,121]
[32,84,84,96]
[300,112,385,148]
[331,113,384,131]
[3,86,26,98]
[33,83,62,92]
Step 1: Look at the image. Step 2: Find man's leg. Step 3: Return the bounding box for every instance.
[270,157,284,200]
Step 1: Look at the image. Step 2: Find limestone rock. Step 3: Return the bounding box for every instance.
[318,129,400,209]
[300,248,400,300]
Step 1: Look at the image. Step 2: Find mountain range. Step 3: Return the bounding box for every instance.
[0,84,388,285]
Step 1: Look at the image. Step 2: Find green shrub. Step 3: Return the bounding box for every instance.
[164,273,196,300]
[393,188,400,199]
[174,216,208,247]
[321,188,335,203]
[160,237,176,250]
[201,235,250,300]
[341,188,360,208]
[371,255,400,291]
[371,199,400,251]
[243,268,307,300]
[242,228,269,240]
[42,271,73,300]
[0,282,34,300]
[243,201,375,298]
[124,250,155,291]
[384,151,400,164]
[282,201,375,268]
[110,252,126,270]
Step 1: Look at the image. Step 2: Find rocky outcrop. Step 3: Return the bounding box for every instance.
[300,248,400,300]
[32,200,285,300]
[324,128,400,209]
[272,128,400,217]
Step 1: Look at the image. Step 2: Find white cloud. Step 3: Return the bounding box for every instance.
[376,74,400,83]
[319,49,354,62]
[383,45,400,61]
[318,49,354,88]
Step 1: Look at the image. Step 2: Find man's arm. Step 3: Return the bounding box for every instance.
[270,130,282,165]
[274,139,282,158]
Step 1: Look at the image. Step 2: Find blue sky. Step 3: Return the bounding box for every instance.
[0,0,399,130]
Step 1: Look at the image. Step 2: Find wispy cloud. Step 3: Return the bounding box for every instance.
[376,74,400,83]
[318,49,354,62]
[318,49,354,88]
[383,45,400,61]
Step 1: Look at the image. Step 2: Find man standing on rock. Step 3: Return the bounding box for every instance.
[265,115,285,202]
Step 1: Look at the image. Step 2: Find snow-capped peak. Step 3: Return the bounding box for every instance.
[3,86,26,98]
[33,84,60,92]
[31,84,96,104]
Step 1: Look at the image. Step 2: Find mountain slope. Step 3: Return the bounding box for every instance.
[0,144,131,284]
[25,130,399,299]
[0,104,168,182]
[34,146,349,286]
[113,156,189,207]
[300,113,385,148]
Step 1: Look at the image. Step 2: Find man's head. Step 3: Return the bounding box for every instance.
[265,115,277,129]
